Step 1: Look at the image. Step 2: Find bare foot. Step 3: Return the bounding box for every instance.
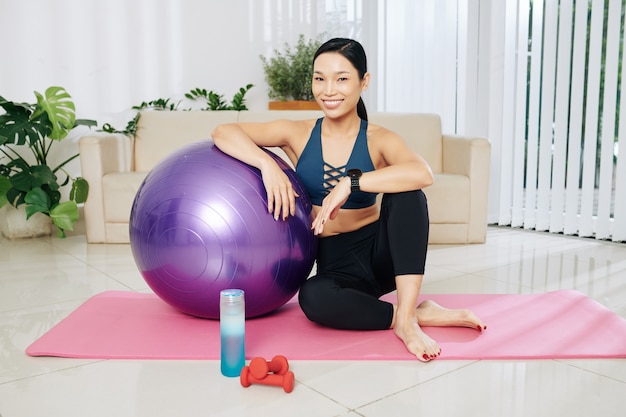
[393,318,441,362]
[416,300,487,331]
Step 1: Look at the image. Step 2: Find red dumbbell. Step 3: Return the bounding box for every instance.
[240,355,295,393]
[248,355,289,379]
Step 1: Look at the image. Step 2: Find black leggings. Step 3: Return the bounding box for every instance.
[298,190,429,330]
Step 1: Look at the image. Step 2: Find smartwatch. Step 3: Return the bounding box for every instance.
[347,168,362,193]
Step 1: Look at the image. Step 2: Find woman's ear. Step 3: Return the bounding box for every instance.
[361,72,371,91]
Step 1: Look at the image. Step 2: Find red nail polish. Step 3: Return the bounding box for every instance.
[423,354,429,360]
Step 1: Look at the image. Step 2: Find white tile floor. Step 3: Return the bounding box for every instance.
[1,226,625,417]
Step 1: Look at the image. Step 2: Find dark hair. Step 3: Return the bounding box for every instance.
[313,38,368,121]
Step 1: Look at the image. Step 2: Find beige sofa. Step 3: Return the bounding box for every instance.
[79,110,490,244]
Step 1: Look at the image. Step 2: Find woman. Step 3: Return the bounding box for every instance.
[213,38,485,362]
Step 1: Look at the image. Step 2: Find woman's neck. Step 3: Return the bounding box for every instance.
[322,112,362,139]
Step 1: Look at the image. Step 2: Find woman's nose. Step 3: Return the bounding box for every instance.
[324,81,336,95]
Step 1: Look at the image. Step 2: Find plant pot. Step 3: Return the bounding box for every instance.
[268,100,320,110]
[0,204,52,239]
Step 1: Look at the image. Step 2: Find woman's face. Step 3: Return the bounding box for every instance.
[312,52,369,117]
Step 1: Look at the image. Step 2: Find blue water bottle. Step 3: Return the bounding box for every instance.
[220,289,245,377]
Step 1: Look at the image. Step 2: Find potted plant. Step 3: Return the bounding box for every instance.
[101,84,254,136]
[0,86,96,238]
[260,34,324,110]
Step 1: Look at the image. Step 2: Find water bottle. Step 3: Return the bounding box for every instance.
[220,289,245,377]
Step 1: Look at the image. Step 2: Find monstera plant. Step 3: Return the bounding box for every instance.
[0,86,96,237]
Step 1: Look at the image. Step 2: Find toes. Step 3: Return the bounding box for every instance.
[421,348,442,361]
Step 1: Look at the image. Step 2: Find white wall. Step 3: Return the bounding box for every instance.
[0,0,344,124]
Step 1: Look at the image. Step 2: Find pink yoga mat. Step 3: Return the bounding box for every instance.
[26,290,626,360]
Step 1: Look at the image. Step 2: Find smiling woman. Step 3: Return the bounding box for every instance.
[212,38,486,363]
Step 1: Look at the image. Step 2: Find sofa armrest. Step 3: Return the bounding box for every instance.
[442,134,491,242]
[79,133,133,243]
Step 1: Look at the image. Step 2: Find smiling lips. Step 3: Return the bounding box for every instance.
[322,99,343,109]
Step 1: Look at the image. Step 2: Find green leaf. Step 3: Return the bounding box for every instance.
[70,177,89,204]
[30,165,58,189]
[0,100,47,146]
[9,169,34,192]
[207,91,228,110]
[0,175,10,207]
[32,86,76,140]
[74,119,98,128]
[230,84,254,110]
[24,187,52,218]
[6,187,25,207]
[50,200,79,235]
[10,165,57,192]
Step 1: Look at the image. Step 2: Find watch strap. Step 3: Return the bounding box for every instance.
[350,176,360,193]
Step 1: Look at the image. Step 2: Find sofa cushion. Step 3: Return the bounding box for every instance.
[368,113,443,173]
[134,111,239,172]
[102,172,148,222]
[423,173,470,223]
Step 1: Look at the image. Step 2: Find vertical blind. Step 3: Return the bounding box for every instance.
[378,0,625,242]
[497,0,625,242]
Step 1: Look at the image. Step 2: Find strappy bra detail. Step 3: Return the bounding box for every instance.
[295,118,377,209]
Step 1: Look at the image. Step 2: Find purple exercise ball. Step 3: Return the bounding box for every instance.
[129,141,317,319]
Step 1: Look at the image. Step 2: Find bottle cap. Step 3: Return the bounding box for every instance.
[220,289,244,303]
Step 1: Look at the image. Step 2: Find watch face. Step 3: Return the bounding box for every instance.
[347,169,362,178]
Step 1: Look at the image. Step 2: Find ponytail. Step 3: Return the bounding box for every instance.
[357,97,368,121]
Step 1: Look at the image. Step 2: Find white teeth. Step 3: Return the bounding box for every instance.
[324,100,342,106]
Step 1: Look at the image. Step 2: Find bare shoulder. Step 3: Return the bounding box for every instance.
[273,118,318,139]
[366,122,407,147]
[241,118,316,144]
[366,122,418,166]
[271,119,318,158]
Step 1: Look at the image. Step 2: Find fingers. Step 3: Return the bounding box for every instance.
[311,182,350,235]
[311,202,332,235]
[266,182,299,221]
[311,215,325,236]
[260,163,300,221]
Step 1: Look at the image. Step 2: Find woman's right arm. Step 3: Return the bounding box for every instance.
[211,121,301,220]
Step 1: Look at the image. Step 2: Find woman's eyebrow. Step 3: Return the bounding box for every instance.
[313,70,351,75]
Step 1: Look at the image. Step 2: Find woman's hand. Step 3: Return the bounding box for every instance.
[260,160,299,221]
[311,177,351,235]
